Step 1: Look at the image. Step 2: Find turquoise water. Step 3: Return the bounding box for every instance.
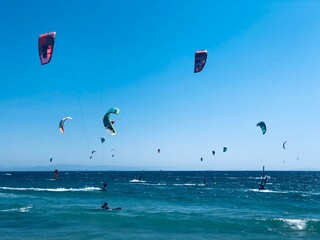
[0,171,319,239]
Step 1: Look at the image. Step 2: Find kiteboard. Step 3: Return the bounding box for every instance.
[102,207,121,211]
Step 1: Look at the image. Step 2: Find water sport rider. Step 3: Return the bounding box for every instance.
[259,176,267,190]
[101,202,109,210]
[101,181,107,190]
[99,181,107,191]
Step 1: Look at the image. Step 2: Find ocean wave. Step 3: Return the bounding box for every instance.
[248,177,262,180]
[249,176,271,180]
[2,173,12,176]
[0,205,32,213]
[129,179,146,183]
[173,183,198,186]
[0,193,20,198]
[140,183,167,186]
[275,218,319,230]
[0,186,100,192]
[226,177,241,179]
[249,189,288,194]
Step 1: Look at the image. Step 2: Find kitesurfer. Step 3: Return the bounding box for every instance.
[101,202,109,210]
[101,181,107,191]
[259,176,267,191]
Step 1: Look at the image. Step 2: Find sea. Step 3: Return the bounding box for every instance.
[0,171,319,239]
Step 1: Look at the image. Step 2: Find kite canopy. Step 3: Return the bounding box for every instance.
[100,137,105,143]
[92,150,96,154]
[158,149,160,154]
[283,141,287,150]
[257,121,267,135]
[59,117,72,134]
[194,50,208,73]
[212,151,215,156]
[38,32,56,65]
[223,147,227,152]
[103,107,120,135]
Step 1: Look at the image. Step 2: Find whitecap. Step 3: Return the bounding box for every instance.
[0,205,32,213]
[129,179,146,183]
[277,218,307,230]
[248,189,288,194]
[173,183,197,186]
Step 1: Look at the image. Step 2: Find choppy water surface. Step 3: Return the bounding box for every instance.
[0,171,319,239]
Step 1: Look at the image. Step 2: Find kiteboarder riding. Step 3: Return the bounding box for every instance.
[258,166,267,191]
[101,202,109,210]
[100,181,107,191]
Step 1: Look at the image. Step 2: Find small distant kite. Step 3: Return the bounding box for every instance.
[282,141,287,150]
[257,121,267,135]
[200,157,203,162]
[59,117,72,134]
[50,158,53,162]
[194,50,208,73]
[158,149,160,154]
[111,149,115,157]
[38,32,56,65]
[100,137,105,143]
[90,156,93,159]
[223,147,227,152]
[212,151,215,156]
[92,150,96,155]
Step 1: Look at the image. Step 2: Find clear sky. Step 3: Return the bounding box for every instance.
[0,0,320,170]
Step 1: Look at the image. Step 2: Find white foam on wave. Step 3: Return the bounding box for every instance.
[140,183,167,186]
[226,177,241,179]
[249,176,271,180]
[129,179,146,183]
[0,205,32,213]
[277,218,306,230]
[248,177,262,180]
[249,189,288,194]
[0,193,20,198]
[173,183,197,186]
[2,173,12,176]
[0,186,100,192]
[274,218,320,230]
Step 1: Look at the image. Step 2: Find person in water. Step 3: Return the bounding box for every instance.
[258,183,264,190]
[101,181,107,191]
[101,202,109,210]
[259,176,267,190]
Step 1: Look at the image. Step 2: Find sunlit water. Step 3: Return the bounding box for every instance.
[0,171,319,239]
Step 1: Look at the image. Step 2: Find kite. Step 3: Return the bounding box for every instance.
[38,32,56,65]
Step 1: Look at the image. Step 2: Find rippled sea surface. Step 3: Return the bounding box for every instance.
[0,171,319,239]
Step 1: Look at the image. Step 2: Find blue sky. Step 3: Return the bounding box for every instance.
[0,0,320,170]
